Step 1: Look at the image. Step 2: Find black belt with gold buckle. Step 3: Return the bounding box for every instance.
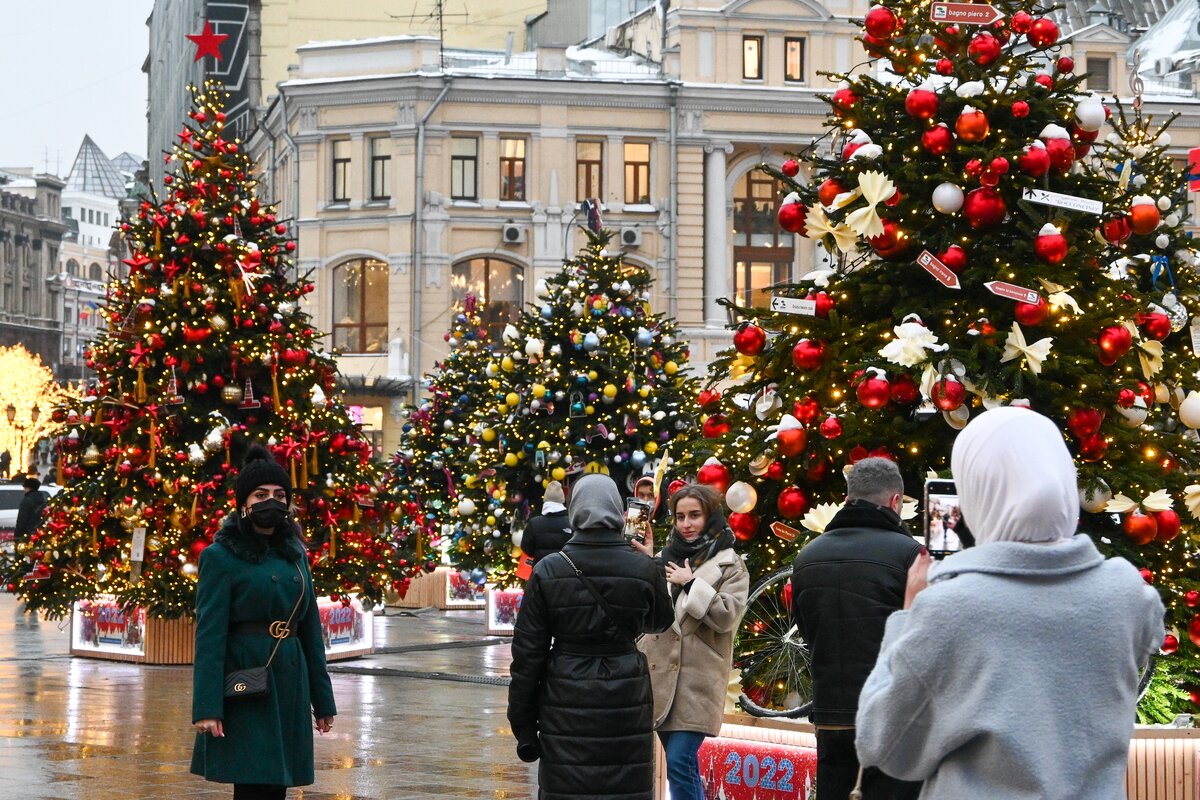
[230,620,294,639]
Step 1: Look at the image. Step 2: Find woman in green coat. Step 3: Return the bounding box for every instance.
[191,445,337,800]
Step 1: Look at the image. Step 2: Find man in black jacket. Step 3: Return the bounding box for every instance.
[791,457,922,800]
[14,476,48,547]
[519,481,572,563]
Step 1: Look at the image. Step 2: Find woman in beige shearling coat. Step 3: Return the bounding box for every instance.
[633,484,750,800]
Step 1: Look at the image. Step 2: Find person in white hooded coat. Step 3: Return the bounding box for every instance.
[855,407,1164,800]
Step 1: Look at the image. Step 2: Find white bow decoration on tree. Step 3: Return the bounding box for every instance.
[845,171,896,239]
[1105,489,1174,515]
[803,204,858,253]
[880,314,948,367]
[1000,322,1054,375]
[1122,321,1164,379]
[1037,278,1082,315]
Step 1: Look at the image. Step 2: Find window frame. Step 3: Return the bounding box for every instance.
[1085,57,1112,93]
[576,140,603,203]
[732,170,794,307]
[623,142,652,206]
[450,256,525,342]
[331,139,351,203]
[743,35,764,81]
[369,137,391,202]
[784,37,805,83]
[450,136,479,201]
[330,258,389,354]
[499,137,527,202]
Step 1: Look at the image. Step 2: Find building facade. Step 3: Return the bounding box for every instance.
[248,0,1200,457]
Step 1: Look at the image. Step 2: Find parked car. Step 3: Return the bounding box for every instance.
[0,482,60,554]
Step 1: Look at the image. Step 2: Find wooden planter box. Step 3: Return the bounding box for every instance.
[388,566,486,610]
[654,713,1200,800]
[69,594,374,664]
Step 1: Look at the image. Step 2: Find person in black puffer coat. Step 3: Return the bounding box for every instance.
[520,481,572,563]
[791,457,922,800]
[508,474,673,800]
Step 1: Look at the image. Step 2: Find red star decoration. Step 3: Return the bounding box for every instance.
[129,342,152,368]
[186,21,228,63]
[122,253,152,273]
[162,261,186,281]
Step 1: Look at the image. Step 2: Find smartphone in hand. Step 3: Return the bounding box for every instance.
[624,498,652,543]
[924,478,973,559]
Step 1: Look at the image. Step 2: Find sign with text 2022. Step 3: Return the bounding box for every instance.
[696,736,816,799]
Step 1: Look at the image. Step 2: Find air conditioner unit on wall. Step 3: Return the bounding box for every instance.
[501,223,527,244]
[620,226,642,247]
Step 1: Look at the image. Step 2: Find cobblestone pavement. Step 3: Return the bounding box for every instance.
[0,594,536,799]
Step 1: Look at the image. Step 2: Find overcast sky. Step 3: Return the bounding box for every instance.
[0,2,153,176]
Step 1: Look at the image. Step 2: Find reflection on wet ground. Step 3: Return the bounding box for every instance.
[0,596,535,799]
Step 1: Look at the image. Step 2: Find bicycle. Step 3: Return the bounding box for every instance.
[735,566,813,718]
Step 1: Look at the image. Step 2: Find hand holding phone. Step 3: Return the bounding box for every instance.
[924,478,972,559]
[624,499,652,544]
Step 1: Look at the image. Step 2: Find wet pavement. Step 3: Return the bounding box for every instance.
[0,595,536,799]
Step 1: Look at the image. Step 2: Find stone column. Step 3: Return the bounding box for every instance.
[703,142,734,328]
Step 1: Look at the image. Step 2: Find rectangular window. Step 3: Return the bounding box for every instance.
[63,207,72,219]
[331,139,351,203]
[103,213,109,226]
[624,142,651,205]
[499,138,526,201]
[369,137,391,201]
[785,38,805,83]
[1086,57,1112,93]
[451,137,479,200]
[743,36,763,80]
[576,141,603,202]
[87,209,94,224]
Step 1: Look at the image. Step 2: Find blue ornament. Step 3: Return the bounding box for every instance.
[576,374,590,386]
[541,305,553,319]
[571,403,585,416]
[621,306,634,318]
[470,568,487,585]
[636,328,654,347]
[630,450,646,468]
[583,332,600,351]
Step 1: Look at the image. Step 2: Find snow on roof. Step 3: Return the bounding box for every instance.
[1134,0,1199,72]
[298,34,438,51]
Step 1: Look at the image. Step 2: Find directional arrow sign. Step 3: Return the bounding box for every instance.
[771,295,817,316]
[929,2,1004,25]
[771,521,801,542]
[916,250,962,289]
[985,280,1040,304]
[1021,188,1104,215]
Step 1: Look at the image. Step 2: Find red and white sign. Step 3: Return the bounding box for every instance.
[929,2,1004,25]
[917,250,962,289]
[697,735,817,799]
[985,280,1040,304]
[771,521,801,542]
[1189,147,1200,192]
[317,596,374,656]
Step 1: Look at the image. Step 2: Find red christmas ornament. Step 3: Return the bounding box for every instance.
[1027,17,1059,48]
[791,339,826,371]
[862,33,889,57]
[812,291,834,319]
[765,462,785,481]
[967,33,1002,65]
[1140,568,1155,583]
[1079,433,1108,462]
[936,58,954,76]
[1128,203,1161,235]
[904,87,939,120]
[733,322,768,356]
[1071,125,1099,159]
[668,479,688,496]
[962,187,1007,229]
[1011,10,1034,33]
[1034,73,1054,90]
[1011,100,1030,118]
[831,88,859,116]
[931,376,965,411]
[1013,294,1049,326]
[1117,388,1137,408]
[1097,325,1133,366]
[819,415,843,439]
[794,396,822,425]
[921,124,954,155]
[856,371,891,409]
[697,461,732,494]
[990,157,1010,174]
[955,108,990,143]
[1162,634,1179,654]
[728,512,760,541]
[781,159,800,177]
[1186,590,1200,608]
[1101,216,1132,244]
[864,5,898,38]
[1137,381,1156,407]
[889,373,920,405]
[1152,509,1181,542]
[1137,311,1171,342]
[1056,56,1075,73]
[1044,138,1075,173]
[776,428,808,458]
[934,25,961,54]
[1066,407,1104,439]
[939,245,967,273]
[702,414,730,439]
[1122,510,1157,545]
[777,487,811,519]
[818,178,849,206]
[1018,143,1051,177]
[777,199,808,234]
[1034,226,1069,265]
[870,219,910,260]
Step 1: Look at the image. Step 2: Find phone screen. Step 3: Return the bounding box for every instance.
[624,499,651,542]
[924,479,972,558]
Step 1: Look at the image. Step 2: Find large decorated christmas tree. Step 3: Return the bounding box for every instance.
[455,230,698,584]
[691,3,1200,717]
[4,83,397,618]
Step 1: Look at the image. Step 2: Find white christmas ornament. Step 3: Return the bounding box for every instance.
[1179,391,1200,428]
[188,444,206,464]
[1079,480,1113,513]
[1156,234,1171,249]
[932,182,964,214]
[725,481,758,514]
[1115,396,1148,428]
[525,338,544,357]
[1039,123,1070,141]
[955,81,985,98]
[1157,133,1172,147]
[457,498,477,516]
[1074,97,1105,132]
[502,324,520,342]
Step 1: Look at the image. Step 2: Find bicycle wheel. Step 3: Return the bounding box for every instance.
[734,566,814,718]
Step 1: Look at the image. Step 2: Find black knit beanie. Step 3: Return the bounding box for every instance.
[235,444,293,509]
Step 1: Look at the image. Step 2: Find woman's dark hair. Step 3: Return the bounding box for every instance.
[668,483,722,522]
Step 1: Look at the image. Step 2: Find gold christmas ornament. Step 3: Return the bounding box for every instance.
[221,383,244,404]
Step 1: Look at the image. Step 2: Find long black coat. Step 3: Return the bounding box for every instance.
[508,527,673,800]
[521,509,572,562]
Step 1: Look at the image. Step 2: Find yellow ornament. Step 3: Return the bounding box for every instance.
[603,384,618,399]
[584,461,610,475]
[505,392,520,407]
[645,441,658,454]
[588,370,599,380]
[532,384,547,399]
[486,515,497,526]
[501,356,515,372]
[638,386,651,398]
[586,405,596,415]
[504,453,519,468]
[482,428,497,442]
[552,467,566,481]
[664,360,679,375]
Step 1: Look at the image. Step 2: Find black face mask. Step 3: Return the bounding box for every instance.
[247,498,289,530]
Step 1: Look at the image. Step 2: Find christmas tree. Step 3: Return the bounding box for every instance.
[4,83,397,619]
[457,230,698,584]
[689,3,1199,716]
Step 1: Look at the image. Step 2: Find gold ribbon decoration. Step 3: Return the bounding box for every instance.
[803,204,858,253]
[1122,322,1164,379]
[1000,323,1054,375]
[1106,489,1174,514]
[845,171,896,239]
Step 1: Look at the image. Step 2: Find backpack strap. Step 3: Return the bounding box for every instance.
[555,551,637,646]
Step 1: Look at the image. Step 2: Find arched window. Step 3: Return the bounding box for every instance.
[450,257,525,341]
[88,263,103,281]
[66,259,79,277]
[732,170,794,307]
[331,258,389,353]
